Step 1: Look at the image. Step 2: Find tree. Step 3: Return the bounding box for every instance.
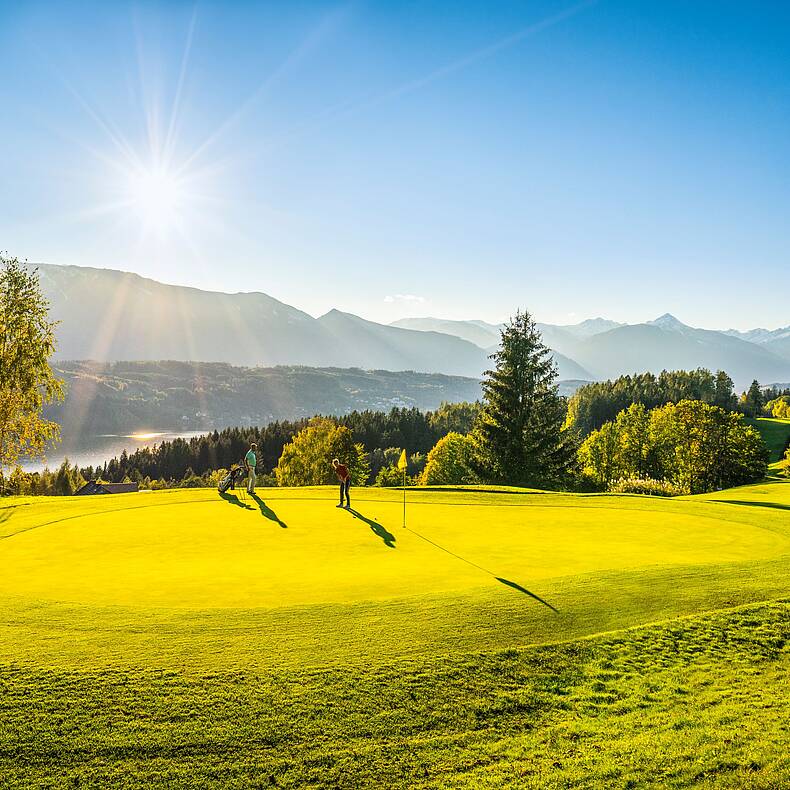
[649,400,724,493]
[350,443,371,486]
[275,417,367,487]
[476,309,576,487]
[764,395,790,418]
[53,459,82,496]
[650,400,767,493]
[375,465,416,487]
[421,432,479,486]
[428,401,481,436]
[579,403,653,487]
[0,255,63,491]
[615,402,653,478]
[713,370,737,411]
[373,448,424,486]
[739,380,764,418]
[578,421,622,487]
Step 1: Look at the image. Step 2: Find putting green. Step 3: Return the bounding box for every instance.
[1,486,787,609]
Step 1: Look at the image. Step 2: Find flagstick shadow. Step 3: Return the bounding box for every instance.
[495,577,559,612]
[400,522,559,613]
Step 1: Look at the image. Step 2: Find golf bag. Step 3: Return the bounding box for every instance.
[218,463,248,494]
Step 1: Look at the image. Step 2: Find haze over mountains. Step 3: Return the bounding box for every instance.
[38,265,490,378]
[394,314,790,387]
[37,264,790,387]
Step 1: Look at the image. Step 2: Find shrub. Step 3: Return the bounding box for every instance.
[609,477,688,497]
[374,465,417,487]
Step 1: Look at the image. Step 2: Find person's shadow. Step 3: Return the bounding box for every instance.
[220,491,254,510]
[346,508,396,548]
[250,492,288,528]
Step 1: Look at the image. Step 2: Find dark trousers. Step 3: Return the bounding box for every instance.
[339,479,351,506]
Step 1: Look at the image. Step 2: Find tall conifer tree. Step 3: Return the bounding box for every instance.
[476,309,576,486]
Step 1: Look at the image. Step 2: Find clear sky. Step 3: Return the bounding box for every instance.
[1,0,788,329]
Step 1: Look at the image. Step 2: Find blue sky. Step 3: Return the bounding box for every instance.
[1,0,788,329]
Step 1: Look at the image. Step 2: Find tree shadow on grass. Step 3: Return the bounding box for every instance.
[710,500,790,512]
[249,493,288,528]
[346,508,396,548]
[495,577,559,612]
[220,492,254,511]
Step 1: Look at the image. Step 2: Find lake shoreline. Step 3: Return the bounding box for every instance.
[22,430,207,472]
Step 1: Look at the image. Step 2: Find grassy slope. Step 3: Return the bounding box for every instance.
[751,416,790,462]
[2,601,786,788]
[1,483,789,787]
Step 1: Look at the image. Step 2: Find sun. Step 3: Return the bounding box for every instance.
[126,166,185,232]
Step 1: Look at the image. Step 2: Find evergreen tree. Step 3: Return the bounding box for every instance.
[713,370,737,411]
[739,380,764,417]
[476,309,577,487]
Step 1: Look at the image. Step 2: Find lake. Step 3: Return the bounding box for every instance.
[21,431,206,472]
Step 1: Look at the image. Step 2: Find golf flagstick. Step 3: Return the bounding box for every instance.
[398,449,408,527]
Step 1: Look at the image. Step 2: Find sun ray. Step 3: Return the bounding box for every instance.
[55,72,145,172]
[214,0,600,168]
[163,5,199,168]
[62,274,135,453]
[175,7,346,177]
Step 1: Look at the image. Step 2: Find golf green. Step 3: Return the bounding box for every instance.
[1,483,788,669]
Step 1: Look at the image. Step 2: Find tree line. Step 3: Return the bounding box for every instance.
[578,400,768,494]
[5,402,481,494]
[566,370,790,438]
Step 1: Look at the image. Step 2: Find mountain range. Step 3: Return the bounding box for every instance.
[36,263,790,387]
[394,313,790,387]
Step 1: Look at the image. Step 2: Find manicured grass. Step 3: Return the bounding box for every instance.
[1,482,789,786]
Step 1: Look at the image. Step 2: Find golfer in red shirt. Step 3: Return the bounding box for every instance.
[333,458,351,508]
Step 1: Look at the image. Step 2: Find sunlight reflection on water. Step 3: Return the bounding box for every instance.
[21,431,205,471]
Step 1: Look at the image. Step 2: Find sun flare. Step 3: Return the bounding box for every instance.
[126,166,184,230]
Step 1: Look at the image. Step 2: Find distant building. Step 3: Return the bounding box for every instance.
[76,481,139,496]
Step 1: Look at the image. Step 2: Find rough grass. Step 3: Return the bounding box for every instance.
[0,601,787,788]
[1,482,789,787]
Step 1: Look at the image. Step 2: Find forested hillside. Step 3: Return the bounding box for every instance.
[44,361,484,438]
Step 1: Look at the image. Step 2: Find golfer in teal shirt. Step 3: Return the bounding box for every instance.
[245,443,257,494]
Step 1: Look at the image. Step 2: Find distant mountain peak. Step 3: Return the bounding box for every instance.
[560,317,625,337]
[648,313,687,331]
